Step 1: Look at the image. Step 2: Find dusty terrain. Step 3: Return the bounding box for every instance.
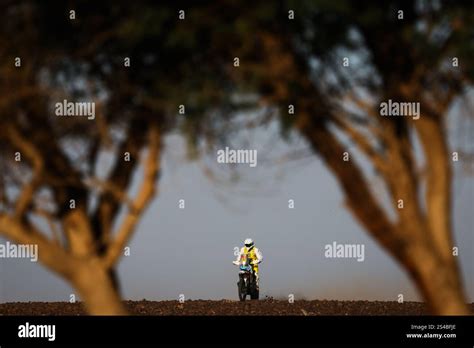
[1,299,473,315]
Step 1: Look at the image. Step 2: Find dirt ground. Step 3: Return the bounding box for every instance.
[1,299,473,315]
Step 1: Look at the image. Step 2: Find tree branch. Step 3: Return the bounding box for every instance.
[5,125,44,219]
[332,113,388,174]
[84,177,135,209]
[102,126,161,268]
[414,114,455,264]
[0,214,75,278]
[297,114,406,254]
[91,117,149,250]
[32,208,62,245]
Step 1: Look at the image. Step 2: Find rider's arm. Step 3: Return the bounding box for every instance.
[254,248,263,264]
[233,248,244,264]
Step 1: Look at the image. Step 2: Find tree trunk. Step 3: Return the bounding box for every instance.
[71,258,127,315]
[108,268,122,295]
[297,117,469,314]
[404,239,469,315]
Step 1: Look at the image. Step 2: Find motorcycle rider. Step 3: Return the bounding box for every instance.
[233,238,263,288]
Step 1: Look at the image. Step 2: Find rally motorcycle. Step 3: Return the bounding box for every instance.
[236,255,259,301]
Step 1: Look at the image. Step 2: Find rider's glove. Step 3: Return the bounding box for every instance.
[232,261,239,265]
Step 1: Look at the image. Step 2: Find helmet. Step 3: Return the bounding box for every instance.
[244,238,254,248]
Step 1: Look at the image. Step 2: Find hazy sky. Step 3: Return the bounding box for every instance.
[0,122,473,303]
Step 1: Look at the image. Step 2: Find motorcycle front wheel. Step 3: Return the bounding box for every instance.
[237,277,247,301]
